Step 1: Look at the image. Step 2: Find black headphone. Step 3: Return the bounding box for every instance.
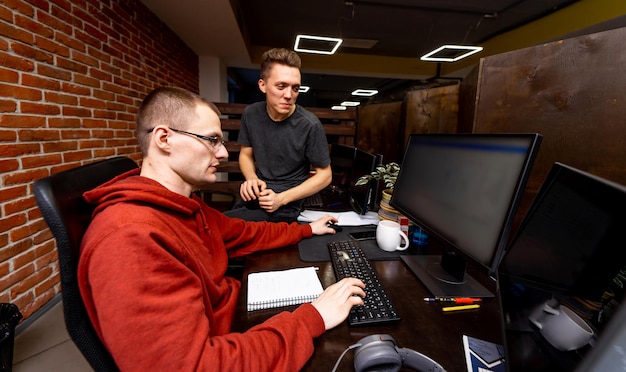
[354,334,446,372]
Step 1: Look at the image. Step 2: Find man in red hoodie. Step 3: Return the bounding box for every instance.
[78,86,365,371]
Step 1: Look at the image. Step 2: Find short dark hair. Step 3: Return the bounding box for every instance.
[260,48,301,80]
[136,87,220,154]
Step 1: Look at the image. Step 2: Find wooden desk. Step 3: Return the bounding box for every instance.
[232,245,503,371]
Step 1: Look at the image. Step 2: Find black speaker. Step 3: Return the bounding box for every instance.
[354,334,446,372]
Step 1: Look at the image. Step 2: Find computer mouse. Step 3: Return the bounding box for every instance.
[327,222,343,232]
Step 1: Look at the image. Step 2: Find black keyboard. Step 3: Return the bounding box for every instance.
[327,240,401,326]
[303,193,323,208]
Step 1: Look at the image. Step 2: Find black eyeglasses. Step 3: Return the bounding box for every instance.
[148,127,225,150]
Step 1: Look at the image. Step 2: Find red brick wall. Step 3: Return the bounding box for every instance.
[0,0,199,319]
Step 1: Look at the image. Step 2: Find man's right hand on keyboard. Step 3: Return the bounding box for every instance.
[311,278,365,330]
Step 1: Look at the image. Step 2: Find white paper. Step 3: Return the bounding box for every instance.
[297,210,380,226]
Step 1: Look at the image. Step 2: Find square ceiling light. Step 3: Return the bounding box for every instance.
[294,35,343,55]
[351,89,378,97]
[298,86,310,93]
[331,105,347,111]
[420,45,483,62]
[341,101,360,106]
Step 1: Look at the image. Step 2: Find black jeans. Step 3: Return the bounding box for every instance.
[223,198,303,222]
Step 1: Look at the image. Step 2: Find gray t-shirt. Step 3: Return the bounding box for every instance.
[238,102,330,193]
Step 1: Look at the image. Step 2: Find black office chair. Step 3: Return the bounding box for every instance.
[33,156,138,372]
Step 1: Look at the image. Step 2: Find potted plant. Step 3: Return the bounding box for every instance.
[355,162,400,200]
[355,162,401,220]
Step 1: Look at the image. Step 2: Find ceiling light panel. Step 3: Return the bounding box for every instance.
[294,35,343,55]
[420,45,483,62]
[351,89,378,97]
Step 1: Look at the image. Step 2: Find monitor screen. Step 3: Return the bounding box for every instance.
[391,133,542,298]
[349,149,382,215]
[329,144,356,193]
[497,163,626,371]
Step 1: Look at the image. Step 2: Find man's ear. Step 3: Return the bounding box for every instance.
[151,126,172,153]
[258,78,266,94]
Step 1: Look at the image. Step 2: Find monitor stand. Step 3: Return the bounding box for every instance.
[401,255,494,298]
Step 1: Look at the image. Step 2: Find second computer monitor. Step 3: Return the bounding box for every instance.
[349,149,382,214]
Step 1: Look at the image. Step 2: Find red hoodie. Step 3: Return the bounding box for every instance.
[79,169,326,371]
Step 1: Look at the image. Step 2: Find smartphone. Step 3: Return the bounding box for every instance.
[348,230,376,241]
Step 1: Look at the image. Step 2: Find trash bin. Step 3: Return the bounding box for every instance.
[0,303,23,372]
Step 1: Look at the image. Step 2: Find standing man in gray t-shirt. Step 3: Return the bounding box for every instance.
[224,48,331,222]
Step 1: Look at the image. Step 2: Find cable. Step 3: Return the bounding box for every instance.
[331,342,362,372]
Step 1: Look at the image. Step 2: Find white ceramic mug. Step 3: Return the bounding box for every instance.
[530,301,594,351]
[376,220,409,252]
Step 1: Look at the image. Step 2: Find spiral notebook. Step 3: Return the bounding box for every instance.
[247,267,323,311]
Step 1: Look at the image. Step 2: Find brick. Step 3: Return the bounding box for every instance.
[75,29,100,49]
[57,55,88,74]
[44,91,77,105]
[15,13,53,38]
[0,114,46,128]
[20,101,61,115]
[26,0,50,12]
[54,31,84,52]
[105,101,125,111]
[74,73,100,88]
[72,49,99,68]
[0,184,26,203]
[36,10,71,35]
[11,292,35,318]
[0,99,16,112]
[32,232,54,247]
[89,67,112,82]
[38,63,72,81]
[49,0,72,12]
[34,249,57,270]
[34,35,70,57]
[62,149,92,162]
[48,117,80,128]
[12,244,36,269]
[11,41,54,63]
[61,81,90,95]
[82,118,107,129]
[10,266,49,298]
[0,83,41,100]
[91,129,114,138]
[79,139,105,149]
[6,198,36,220]
[0,6,12,23]
[87,45,111,64]
[79,96,106,109]
[0,67,19,83]
[94,109,116,119]
[21,73,61,91]
[21,153,62,168]
[0,20,34,44]
[61,129,90,139]
[62,105,92,117]
[94,148,116,158]
[0,142,40,157]
[18,129,60,141]
[3,168,48,186]
[50,2,79,29]
[34,275,59,297]
[41,140,77,153]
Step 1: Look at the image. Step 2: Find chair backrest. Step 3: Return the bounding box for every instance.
[33,156,138,371]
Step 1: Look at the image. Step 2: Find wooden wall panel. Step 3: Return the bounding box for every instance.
[403,84,460,141]
[356,101,404,163]
[469,28,626,191]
